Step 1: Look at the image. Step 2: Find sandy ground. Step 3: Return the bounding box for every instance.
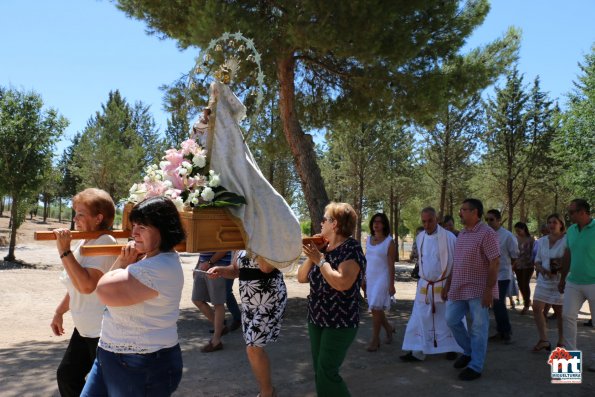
[0,215,593,396]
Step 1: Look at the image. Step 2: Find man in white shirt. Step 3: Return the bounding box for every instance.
[485,209,518,343]
[401,207,461,361]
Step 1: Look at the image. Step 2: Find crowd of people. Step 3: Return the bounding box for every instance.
[49,192,593,396]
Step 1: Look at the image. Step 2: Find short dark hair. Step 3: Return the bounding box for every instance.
[421,207,437,217]
[443,215,455,224]
[513,221,530,237]
[129,196,186,252]
[369,213,391,236]
[571,198,591,214]
[487,209,502,220]
[463,198,484,218]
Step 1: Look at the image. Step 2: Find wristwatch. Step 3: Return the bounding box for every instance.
[316,257,326,268]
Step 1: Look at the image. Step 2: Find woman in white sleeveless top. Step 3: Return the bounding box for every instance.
[364,213,397,351]
[531,213,567,351]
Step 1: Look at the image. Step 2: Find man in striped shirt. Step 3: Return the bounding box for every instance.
[442,198,500,381]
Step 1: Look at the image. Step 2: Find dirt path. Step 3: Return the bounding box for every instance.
[0,216,593,396]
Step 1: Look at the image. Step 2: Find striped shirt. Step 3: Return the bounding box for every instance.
[448,222,500,301]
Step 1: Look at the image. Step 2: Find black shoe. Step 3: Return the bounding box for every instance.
[488,333,501,341]
[458,367,481,381]
[229,320,242,332]
[400,352,422,362]
[445,352,458,360]
[453,355,471,369]
[584,319,593,327]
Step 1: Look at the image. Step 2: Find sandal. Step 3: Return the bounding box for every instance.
[201,340,223,353]
[532,340,551,352]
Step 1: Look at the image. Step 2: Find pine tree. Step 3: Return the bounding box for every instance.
[70,91,161,203]
[115,0,519,230]
[420,94,484,220]
[556,46,595,203]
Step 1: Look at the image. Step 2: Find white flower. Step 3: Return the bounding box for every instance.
[144,176,150,183]
[178,167,188,176]
[208,173,220,187]
[129,183,138,194]
[172,197,184,210]
[159,160,170,170]
[191,196,199,205]
[182,161,193,170]
[193,154,206,168]
[201,187,215,202]
[163,180,173,188]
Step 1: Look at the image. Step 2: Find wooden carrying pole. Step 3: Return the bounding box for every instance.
[78,236,325,256]
[80,242,187,257]
[34,230,131,240]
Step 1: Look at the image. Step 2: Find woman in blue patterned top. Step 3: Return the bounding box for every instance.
[298,202,366,397]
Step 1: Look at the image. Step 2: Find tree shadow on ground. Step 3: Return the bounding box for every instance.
[0,340,64,397]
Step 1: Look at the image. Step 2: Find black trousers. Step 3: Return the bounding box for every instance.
[57,328,99,397]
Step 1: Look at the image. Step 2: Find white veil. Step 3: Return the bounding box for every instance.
[207,81,302,267]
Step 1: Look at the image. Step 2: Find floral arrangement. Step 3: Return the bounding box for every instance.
[127,138,246,209]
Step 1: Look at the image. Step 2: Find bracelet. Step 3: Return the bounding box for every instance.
[60,250,72,259]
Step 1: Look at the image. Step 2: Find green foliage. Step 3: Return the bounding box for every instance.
[483,67,557,228]
[419,94,484,218]
[114,0,520,224]
[300,220,311,235]
[0,87,67,260]
[556,46,595,203]
[70,91,162,203]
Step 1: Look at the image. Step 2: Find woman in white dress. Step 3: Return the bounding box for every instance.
[364,213,397,351]
[531,213,567,351]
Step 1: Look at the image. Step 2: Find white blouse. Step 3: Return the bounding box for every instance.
[60,234,117,338]
[99,252,184,354]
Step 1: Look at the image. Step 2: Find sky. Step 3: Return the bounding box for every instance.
[1,0,594,156]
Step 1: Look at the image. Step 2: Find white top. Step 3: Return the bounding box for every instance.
[535,235,567,286]
[60,234,117,338]
[99,252,184,354]
[495,227,519,281]
[365,236,393,310]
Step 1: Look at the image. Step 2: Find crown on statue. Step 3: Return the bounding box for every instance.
[187,32,265,117]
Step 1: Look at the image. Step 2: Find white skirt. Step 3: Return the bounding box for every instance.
[533,276,563,306]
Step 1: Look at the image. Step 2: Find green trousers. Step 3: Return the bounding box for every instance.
[308,322,358,397]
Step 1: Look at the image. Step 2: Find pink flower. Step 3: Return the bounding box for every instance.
[181,139,200,156]
[163,149,184,171]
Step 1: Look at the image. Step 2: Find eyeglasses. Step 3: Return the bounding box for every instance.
[322,216,334,223]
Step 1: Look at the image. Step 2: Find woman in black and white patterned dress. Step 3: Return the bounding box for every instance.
[207,250,286,397]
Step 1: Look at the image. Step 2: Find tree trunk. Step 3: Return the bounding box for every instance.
[4,196,19,262]
[277,55,328,232]
[58,198,62,222]
[43,196,49,222]
[70,208,75,230]
[507,175,514,230]
[355,169,364,242]
[439,175,447,221]
[0,196,4,216]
